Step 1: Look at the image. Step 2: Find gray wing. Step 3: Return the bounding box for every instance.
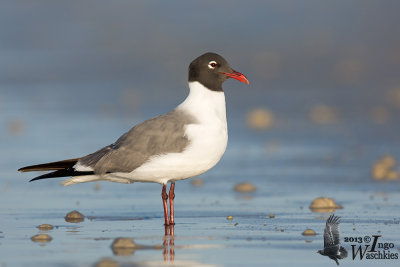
[78,109,196,174]
[324,214,341,248]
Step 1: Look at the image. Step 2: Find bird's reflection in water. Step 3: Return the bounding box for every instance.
[163,225,175,262]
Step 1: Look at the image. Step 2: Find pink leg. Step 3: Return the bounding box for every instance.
[162,184,169,226]
[169,182,175,225]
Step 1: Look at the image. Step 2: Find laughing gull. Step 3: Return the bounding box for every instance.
[19,52,249,226]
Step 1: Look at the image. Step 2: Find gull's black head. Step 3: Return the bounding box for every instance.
[188,52,249,92]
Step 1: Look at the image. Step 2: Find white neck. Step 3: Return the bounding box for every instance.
[177,81,227,123]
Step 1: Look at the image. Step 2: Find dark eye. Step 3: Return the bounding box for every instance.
[208,61,217,69]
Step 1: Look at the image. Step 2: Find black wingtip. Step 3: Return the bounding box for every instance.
[18,158,80,173]
[18,167,30,172]
[27,168,94,183]
[28,170,66,182]
[29,177,42,182]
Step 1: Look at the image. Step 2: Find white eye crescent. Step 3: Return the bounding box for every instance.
[208,61,217,69]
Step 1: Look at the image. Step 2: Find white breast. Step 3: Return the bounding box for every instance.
[121,81,228,184]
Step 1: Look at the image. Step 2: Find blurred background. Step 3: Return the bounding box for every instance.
[2,0,400,175]
[1,1,400,266]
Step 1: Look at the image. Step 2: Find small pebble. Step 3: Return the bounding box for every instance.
[234,182,256,193]
[246,108,274,130]
[94,183,101,191]
[65,210,85,223]
[309,105,339,124]
[309,197,342,212]
[37,224,54,230]
[227,215,233,220]
[31,234,52,243]
[190,178,203,187]
[302,229,316,236]
[371,155,399,181]
[7,119,24,135]
[94,258,119,267]
[269,214,275,218]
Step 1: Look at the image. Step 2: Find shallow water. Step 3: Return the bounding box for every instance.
[1,1,400,265]
[1,88,400,267]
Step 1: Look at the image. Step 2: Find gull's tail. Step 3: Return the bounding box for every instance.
[18,158,94,182]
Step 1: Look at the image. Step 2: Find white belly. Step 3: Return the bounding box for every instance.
[123,122,227,184]
[115,81,228,184]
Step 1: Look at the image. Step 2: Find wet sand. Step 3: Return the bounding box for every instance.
[2,135,400,266]
[1,85,400,266]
